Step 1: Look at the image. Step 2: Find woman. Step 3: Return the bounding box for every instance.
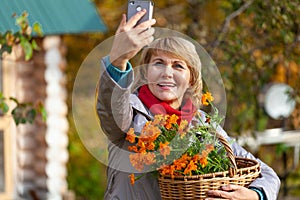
[97,10,280,200]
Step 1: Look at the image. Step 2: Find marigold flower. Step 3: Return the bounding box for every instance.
[137,140,146,153]
[159,142,171,159]
[125,128,136,143]
[160,164,176,178]
[201,144,215,158]
[128,146,138,153]
[201,92,214,106]
[159,165,170,176]
[192,154,200,162]
[146,142,155,151]
[144,152,156,165]
[127,109,230,183]
[129,153,144,172]
[152,114,167,126]
[141,125,161,142]
[165,114,178,130]
[129,173,135,185]
[178,119,188,137]
[183,160,197,175]
[173,158,187,170]
[205,144,214,152]
[199,157,208,168]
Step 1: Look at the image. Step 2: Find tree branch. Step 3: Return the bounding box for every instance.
[210,0,254,54]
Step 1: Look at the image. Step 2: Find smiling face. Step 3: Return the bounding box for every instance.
[146,51,191,109]
[138,37,203,108]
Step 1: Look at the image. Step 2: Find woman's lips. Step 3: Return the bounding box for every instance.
[157,83,176,91]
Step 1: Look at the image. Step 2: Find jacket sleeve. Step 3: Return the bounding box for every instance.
[217,127,281,200]
[96,56,134,143]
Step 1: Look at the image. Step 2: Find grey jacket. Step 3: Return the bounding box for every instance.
[97,57,280,200]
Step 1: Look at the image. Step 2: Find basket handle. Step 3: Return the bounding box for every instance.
[216,133,237,177]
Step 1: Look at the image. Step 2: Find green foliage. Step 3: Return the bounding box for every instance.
[67,115,106,200]
[205,0,300,132]
[0,11,43,60]
[0,92,47,125]
[0,92,9,113]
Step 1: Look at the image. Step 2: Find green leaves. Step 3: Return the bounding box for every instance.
[32,22,43,37]
[0,11,43,60]
[20,36,33,61]
[0,92,9,114]
[0,92,47,125]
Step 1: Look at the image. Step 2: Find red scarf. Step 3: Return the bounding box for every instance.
[138,85,196,123]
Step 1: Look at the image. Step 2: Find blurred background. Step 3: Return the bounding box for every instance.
[1,0,300,199]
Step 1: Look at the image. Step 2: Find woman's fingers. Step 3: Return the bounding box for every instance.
[109,10,156,70]
[116,14,127,34]
[125,9,147,28]
[135,18,156,31]
[139,27,155,45]
[118,10,156,33]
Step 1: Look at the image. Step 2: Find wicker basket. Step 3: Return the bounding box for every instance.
[158,134,261,200]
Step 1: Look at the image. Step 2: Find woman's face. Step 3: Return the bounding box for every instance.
[146,52,191,109]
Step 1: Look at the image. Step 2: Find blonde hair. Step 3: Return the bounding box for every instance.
[136,36,203,107]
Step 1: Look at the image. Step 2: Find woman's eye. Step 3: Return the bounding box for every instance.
[174,64,184,69]
[154,62,165,67]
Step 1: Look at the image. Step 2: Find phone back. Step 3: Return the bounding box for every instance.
[127,0,154,25]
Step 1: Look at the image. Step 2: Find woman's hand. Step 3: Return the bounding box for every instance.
[109,9,156,71]
[205,185,260,200]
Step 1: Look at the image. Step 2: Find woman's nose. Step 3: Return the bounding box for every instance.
[162,64,173,78]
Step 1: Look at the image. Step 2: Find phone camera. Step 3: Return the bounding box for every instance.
[136,6,142,12]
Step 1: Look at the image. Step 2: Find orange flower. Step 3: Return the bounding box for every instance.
[201,92,214,106]
[126,97,230,183]
[205,144,214,152]
[160,164,176,178]
[137,140,146,153]
[159,142,171,159]
[192,154,200,162]
[125,128,136,143]
[165,114,178,130]
[173,158,187,170]
[144,152,156,165]
[183,160,197,175]
[179,153,190,162]
[129,173,135,185]
[145,141,155,151]
[128,146,139,153]
[129,153,144,172]
[199,157,208,168]
[141,125,161,142]
[178,119,188,137]
[200,144,215,158]
[152,114,167,126]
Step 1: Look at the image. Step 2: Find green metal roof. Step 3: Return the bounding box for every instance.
[0,0,107,35]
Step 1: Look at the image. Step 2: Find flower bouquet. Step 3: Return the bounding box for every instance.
[126,92,260,199]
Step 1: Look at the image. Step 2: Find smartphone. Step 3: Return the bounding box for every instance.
[127,0,154,25]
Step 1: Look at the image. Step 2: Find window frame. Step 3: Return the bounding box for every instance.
[0,59,15,199]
